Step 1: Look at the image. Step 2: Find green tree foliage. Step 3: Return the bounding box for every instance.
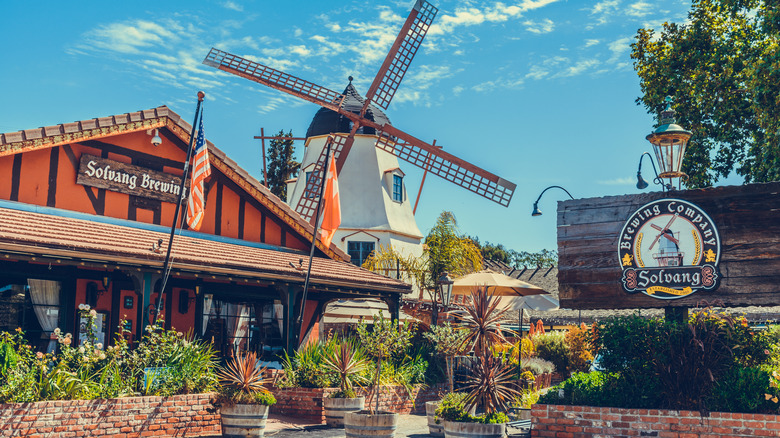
[631,0,780,187]
[469,236,558,268]
[363,211,482,299]
[263,130,299,201]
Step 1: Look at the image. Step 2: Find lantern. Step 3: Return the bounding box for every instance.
[646,96,691,182]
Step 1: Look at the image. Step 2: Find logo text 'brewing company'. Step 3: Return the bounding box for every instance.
[618,199,721,299]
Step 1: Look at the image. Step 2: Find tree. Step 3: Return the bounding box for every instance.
[511,249,558,268]
[631,0,779,187]
[263,130,299,201]
[363,211,482,300]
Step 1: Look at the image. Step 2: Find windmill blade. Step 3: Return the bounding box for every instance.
[203,48,345,111]
[363,0,438,111]
[375,126,516,207]
[295,134,353,222]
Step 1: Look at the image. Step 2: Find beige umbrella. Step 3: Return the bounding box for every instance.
[451,270,546,297]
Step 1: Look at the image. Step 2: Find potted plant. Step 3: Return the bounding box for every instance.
[439,287,519,438]
[215,352,276,438]
[423,321,468,436]
[344,313,412,438]
[321,339,369,427]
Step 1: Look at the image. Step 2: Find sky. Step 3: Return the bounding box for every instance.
[1,0,739,255]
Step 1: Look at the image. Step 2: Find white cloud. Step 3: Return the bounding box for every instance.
[84,20,178,55]
[588,0,620,27]
[524,18,555,34]
[607,36,633,64]
[428,0,560,37]
[222,1,243,12]
[584,39,600,48]
[626,1,653,17]
[598,177,635,185]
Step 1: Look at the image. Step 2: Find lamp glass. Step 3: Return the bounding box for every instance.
[438,272,454,307]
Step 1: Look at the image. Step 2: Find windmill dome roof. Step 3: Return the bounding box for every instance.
[305,79,392,138]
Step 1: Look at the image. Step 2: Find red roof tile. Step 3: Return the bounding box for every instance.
[0,206,410,294]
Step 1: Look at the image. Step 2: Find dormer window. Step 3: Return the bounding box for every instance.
[383,168,405,203]
[392,175,403,202]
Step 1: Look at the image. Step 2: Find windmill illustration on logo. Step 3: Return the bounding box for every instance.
[202,0,517,227]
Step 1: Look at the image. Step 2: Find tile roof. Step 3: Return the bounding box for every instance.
[0,206,409,294]
[0,105,349,262]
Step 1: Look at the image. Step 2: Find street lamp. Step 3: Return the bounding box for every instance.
[645,96,692,190]
[636,151,673,191]
[531,185,574,217]
[432,271,454,326]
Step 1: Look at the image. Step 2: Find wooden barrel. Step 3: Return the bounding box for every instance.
[323,396,365,427]
[344,410,398,438]
[220,404,269,438]
[443,420,505,438]
[425,401,443,437]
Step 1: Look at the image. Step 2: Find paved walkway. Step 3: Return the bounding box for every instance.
[261,413,430,437]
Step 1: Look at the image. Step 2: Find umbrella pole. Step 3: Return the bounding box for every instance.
[519,308,524,338]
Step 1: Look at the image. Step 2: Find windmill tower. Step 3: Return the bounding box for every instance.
[203,0,516,266]
[286,78,424,265]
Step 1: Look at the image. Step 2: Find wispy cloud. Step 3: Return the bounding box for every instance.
[588,0,620,27]
[626,1,653,17]
[524,18,555,34]
[598,177,635,185]
[428,0,560,37]
[222,1,243,12]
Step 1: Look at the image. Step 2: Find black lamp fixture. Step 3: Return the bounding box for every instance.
[531,185,574,217]
[438,271,454,309]
[637,151,673,191]
[644,96,691,190]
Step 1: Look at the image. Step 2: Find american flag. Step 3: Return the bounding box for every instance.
[186,115,210,231]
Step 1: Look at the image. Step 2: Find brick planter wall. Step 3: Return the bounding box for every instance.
[531,404,780,438]
[0,393,220,438]
[270,384,446,423]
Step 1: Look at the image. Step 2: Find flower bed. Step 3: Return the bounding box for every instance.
[0,393,220,438]
[531,404,780,438]
[270,383,445,422]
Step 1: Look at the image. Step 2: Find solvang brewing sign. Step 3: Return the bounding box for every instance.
[77,154,185,203]
[557,182,780,309]
[618,199,721,299]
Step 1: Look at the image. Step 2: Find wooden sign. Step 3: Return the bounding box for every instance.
[76,154,185,203]
[558,182,780,309]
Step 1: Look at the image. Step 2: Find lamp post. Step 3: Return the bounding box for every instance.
[645,96,692,190]
[432,271,454,326]
[531,185,574,217]
[636,151,674,191]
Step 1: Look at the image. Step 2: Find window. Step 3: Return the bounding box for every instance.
[392,174,403,202]
[348,241,375,266]
[303,171,317,198]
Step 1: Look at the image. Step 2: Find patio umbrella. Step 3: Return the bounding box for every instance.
[499,294,560,337]
[451,270,546,297]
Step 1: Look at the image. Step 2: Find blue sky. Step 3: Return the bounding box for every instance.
[2,0,735,255]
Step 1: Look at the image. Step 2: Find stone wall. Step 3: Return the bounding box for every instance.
[271,384,446,422]
[531,404,780,437]
[0,393,220,438]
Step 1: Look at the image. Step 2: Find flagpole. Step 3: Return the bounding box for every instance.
[154,91,205,324]
[296,137,334,327]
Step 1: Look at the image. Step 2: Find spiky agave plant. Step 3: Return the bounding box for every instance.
[322,340,369,398]
[216,352,274,406]
[454,286,512,358]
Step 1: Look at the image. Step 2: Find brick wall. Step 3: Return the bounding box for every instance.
[0,394,220,438]
[270,384,446,422]
[531,404,780,437]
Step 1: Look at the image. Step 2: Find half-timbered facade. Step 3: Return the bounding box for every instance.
[0,106,410,357]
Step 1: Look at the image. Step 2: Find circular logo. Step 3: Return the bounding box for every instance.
[618,199,721,299]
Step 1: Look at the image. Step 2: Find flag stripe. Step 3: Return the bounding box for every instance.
[319,154,341,247]
[186,115,210,231]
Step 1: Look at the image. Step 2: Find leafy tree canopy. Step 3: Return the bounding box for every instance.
[263,130,299,201]
[469,236,558,268]
[631,0,780,187]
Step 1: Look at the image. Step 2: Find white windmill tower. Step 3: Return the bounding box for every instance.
[203,0,516,268]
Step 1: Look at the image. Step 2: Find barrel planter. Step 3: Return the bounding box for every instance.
[323,396,365,427]
[425,401,443,437]
[443,420,505,438]
[344,410,398,438]
[220,404,269,438]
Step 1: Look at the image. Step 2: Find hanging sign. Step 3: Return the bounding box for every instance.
[618,198,721,299]
[77,154,185,203]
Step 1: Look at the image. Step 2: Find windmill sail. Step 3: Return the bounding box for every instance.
[364,0,438,110]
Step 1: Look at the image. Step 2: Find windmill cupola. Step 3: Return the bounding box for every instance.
[305,77,392,138]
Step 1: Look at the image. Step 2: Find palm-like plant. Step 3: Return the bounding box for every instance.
[455,287,512,358]
[217,352,273,405]
[462,355,520,415]
[322,340,369,398]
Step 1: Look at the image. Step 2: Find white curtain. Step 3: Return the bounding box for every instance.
[202,294,213,336]
[273,303,284,337]
[225,303,250,355]
[28,279,60,354]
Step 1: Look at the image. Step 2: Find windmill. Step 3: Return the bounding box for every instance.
[202,0,517,226]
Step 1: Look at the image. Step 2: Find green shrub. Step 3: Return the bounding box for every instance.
[709,366,775,413]
[533,331,568,377]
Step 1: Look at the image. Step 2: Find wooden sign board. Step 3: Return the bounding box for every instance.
[76,154,185,203]
[557,182,780,309]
